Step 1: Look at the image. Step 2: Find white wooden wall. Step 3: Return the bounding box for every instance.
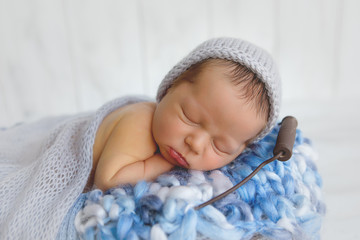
[1,0,359,127]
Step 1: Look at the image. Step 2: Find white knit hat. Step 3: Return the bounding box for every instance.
[156,37,281,141]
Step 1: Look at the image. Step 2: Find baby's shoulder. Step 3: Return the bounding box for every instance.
[97,101,156,139]
[126,101,156,114]
[106,102,157,133]
[93,101,157,161]
[120,101,156,122]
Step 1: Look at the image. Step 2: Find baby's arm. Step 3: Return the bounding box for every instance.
[106,153,172,188]
[94,103,174,191]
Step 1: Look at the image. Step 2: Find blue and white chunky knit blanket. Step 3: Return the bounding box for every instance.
[60,124,326,240]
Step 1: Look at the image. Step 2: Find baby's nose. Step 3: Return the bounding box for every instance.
[185,130,209,155]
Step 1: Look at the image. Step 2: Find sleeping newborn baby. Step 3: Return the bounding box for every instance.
[0,37,281,239]
[89,38,281,191]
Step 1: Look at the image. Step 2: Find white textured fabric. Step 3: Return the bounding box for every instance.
[156,37,281,141]
[0,96,148,240]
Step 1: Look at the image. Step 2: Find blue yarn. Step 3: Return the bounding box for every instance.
[85,228,95,240]
[134,181,149,202]
[99,225,116,240]
[138,195,163,225]
[197,207,244,240]
[162,198,178,223]
[115,195,135,214]
[260,227,293,240]
[89,189,103,203]
[282,174,295,197]
[102,195,114,212]
[168,209,197,240]
[74,124,326,240]
[116,214,133,239]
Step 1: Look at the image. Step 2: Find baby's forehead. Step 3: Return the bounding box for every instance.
[182,59,255,87]
[187,59,237,75]
[189,62,254,98]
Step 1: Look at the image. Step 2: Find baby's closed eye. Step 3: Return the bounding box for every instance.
[180,107,199,126]
[211,140,230,155]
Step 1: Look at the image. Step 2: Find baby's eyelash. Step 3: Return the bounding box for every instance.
[212,140,228,155]
[181,108,197,125]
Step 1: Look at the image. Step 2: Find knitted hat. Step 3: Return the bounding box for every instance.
[156,37,281,141]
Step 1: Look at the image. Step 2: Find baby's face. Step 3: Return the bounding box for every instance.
[152,64,266,171]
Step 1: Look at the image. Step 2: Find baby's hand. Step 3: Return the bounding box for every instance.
[142,153,175,181]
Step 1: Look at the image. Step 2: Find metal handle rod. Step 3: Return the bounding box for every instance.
[194,151,283,210]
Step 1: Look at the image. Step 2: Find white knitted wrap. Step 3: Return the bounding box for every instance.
[0,96,147,240]
[156,37,281,141]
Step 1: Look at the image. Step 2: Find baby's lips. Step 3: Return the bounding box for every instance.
[169,147,189,168]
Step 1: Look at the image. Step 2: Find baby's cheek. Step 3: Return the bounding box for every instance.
[201,152,222,170]
[163,116,182,134]
[216,154,236,169]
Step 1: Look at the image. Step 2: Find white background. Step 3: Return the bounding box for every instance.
[0,0,359,239]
